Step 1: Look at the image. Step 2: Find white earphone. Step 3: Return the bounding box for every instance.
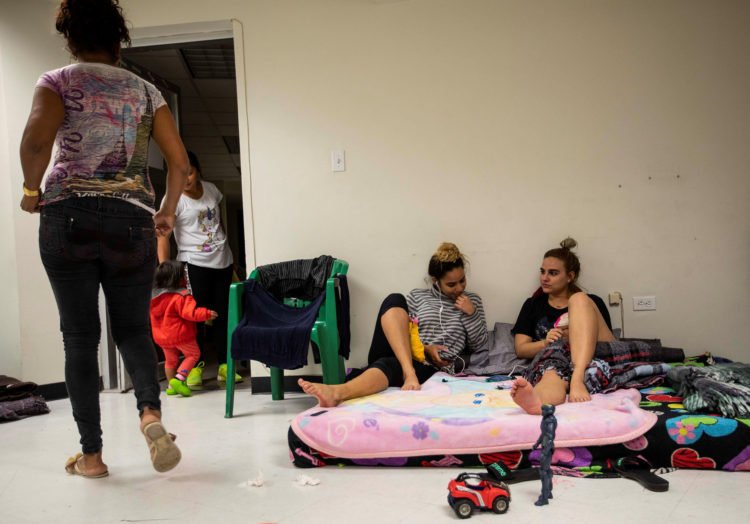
[432,282,450,348]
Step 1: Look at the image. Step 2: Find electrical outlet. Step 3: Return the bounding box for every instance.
[633,295,656,311]
[608,292,622,306]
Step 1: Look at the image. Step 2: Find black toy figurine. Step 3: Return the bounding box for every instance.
[533,404,557,506]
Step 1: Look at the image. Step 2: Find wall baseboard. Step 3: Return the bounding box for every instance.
[36,381,68,401]
[38,376,321,398]
[36,377,104,401]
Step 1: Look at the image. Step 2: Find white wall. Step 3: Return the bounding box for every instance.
[0,29,22,378]
[2,0,748,383]
[0,0,71,383]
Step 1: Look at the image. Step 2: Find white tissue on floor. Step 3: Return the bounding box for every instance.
[238,471,265,487]
[295,474,321,486]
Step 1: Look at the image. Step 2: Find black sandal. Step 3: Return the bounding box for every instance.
[486,461,541,484]
[614,456,669,492]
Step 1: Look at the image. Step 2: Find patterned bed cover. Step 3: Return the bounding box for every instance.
[289,385,750,475]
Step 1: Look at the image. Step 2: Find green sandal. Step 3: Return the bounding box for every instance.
[169,378,192,397]
[186,361,205,390]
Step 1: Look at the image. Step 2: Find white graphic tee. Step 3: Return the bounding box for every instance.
[171,181,233,269]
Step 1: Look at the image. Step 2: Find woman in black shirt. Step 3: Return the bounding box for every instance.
[510,238,615,414]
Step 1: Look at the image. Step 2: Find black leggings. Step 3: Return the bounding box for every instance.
[185,263,232,364]
[364,293,437,387]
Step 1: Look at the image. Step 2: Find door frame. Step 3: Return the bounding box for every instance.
[102,20,256,391]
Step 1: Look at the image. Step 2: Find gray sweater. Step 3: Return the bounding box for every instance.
[407,286,489,374]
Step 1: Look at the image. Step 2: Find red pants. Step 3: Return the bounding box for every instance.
[162,339,201,376]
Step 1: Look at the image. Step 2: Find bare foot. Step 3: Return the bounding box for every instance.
[298,378,342,407]
[401,372,421,391]
[568,379,591,402]
[510,377,543,415]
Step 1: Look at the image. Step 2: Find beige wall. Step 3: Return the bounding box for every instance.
[0,29,22,378]
[1,0,71,382]
[2,0,748,383]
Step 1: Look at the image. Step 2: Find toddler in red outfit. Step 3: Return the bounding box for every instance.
[150,261,217,397]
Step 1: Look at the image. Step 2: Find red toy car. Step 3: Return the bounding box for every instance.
[447,472,511,519]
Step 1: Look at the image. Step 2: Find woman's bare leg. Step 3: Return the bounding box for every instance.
[535,371,569,406]
[567,293,614,402]
[511,371,567,415]
[299,368,389,407]
[379,307,420,390]
[299,304,420,407]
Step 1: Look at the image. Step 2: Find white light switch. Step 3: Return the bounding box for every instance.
[331,150,346,172]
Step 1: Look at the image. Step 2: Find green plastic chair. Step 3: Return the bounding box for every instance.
[225,259,349,417]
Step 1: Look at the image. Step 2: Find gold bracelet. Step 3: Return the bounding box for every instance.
[22,184,40,197]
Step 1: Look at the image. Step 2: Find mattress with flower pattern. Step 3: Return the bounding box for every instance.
[289,377,750,475]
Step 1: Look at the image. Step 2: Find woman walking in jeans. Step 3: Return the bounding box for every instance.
[19,0,188,477]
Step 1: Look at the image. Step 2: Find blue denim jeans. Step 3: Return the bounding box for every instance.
[40,197,161,454]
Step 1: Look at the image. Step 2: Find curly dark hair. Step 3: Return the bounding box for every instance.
[154,261,184,290]
[187,150,202,176]
[55,0,131,60]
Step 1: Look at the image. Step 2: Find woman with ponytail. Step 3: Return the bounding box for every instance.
[299,242,489,407]
[510,238,615,414]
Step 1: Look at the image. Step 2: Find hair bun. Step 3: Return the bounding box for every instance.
[559,237,577,250]
[434,242,462,263]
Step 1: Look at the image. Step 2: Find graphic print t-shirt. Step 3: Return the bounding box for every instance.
[512,293,612,341]
[171,181,233,269]
[512,294,569,342]
[37,63,167,211]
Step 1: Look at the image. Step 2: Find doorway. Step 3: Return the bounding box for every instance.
[121,39,246,276]
[101,21,254,391]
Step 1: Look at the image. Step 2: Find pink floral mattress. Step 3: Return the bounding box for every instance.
[291,373,657,459]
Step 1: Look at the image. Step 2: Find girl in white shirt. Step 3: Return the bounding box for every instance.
[157,151,239,388]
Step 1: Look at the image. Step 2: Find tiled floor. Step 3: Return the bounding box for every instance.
[1,383,747,524]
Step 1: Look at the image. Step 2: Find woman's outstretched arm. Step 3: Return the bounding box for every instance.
[157,235,172,263]
[151,105,189,237]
